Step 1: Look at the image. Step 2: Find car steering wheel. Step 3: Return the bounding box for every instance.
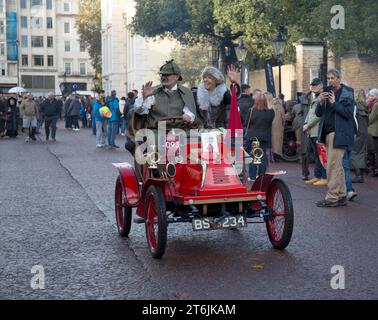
[158,116,191,128]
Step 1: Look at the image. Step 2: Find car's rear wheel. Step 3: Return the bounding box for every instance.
[145,185,167,259]
[266,179,294,249]
[115,177,132,237]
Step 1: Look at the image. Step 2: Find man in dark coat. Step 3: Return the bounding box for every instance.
[68,96,82,131]
[64,95,73,129]
[40,92,62,142]
[315,69,355,207]
[238,84,254,132]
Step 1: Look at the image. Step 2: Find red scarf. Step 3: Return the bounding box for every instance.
[368,99,378,113]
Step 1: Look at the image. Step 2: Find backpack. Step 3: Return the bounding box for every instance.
[99,106,112,119]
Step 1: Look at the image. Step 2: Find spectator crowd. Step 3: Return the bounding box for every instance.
[1,63,378,208]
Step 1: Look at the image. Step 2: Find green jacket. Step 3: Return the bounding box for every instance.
[146,84,202,130]
[368,102,378,137]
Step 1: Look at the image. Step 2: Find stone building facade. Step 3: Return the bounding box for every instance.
[101,0,177,97]
[0,0,96,96]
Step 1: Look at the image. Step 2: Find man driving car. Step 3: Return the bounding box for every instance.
[133,59,201,131]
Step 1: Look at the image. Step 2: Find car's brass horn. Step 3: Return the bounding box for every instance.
[251,138,264,165]
[145,145,161,169]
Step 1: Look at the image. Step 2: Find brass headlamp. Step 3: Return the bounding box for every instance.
[251,138,264,165]
[144,145,161,169]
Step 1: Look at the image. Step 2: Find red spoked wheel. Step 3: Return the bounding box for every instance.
[115,176,132,237]
[266,179,294,249]
[145,185,167,259]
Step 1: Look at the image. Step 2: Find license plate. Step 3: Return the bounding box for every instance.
[192,215,247,231]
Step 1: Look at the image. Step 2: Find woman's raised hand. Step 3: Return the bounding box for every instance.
[227,64,238,83]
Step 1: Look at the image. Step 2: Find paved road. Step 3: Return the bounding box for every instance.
[1,123,377,299]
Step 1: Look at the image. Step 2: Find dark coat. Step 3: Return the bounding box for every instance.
[123,99,133,118]
[246,109,275,148]
[238,94,254,131]
[5,98,19,137]
[40,98,61,118]
[64,98,72,116]
[0,99,7,134]
[316,84,355,148]
[292,94,311,154]
[68,99,82,117]
[350,102,369,169]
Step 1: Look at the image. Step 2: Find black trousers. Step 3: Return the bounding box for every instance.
[374,137,378,169]
[71,116,80,129]
[301,145,311,178]
[0,119,6,135]
[45,117,58,139]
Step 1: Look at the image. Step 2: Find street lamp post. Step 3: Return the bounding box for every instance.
[272,27,286,97]
[208,39,219,68]
[235,37,248,85]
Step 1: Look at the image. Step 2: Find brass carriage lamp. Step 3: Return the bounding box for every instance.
[145,145,161,169]
[251,138,264,165]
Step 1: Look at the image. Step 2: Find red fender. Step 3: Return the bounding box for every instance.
[250,171,287,193]
[117,163,141,207]
[136,179,167,218]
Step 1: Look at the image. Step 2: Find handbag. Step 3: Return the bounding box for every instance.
[316,141,327,169]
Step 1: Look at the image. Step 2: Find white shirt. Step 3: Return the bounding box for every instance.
[134,84,195,122]
[119,100,126,115]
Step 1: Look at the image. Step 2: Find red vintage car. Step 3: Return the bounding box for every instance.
[114,117,294,259]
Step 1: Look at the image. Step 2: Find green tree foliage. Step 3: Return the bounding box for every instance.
[171,45,208,85]
[216,0,378,59]
[131,0,216,43]
[75,0,102,72]
[131,0,190,39]
[132,0,378,61]
[297,0,378,58]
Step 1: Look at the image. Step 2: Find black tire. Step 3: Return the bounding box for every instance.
[281,153,300,162]
[281,130,299,162]
[144,185,167,259]
[266,179,294,249]
[115,177,132,237]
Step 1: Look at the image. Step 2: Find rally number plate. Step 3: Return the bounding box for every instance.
[192,215,247,231]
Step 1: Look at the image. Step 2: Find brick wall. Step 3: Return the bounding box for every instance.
[245,44,378,100]
[247,64,297,100]
[339,53,378,90]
